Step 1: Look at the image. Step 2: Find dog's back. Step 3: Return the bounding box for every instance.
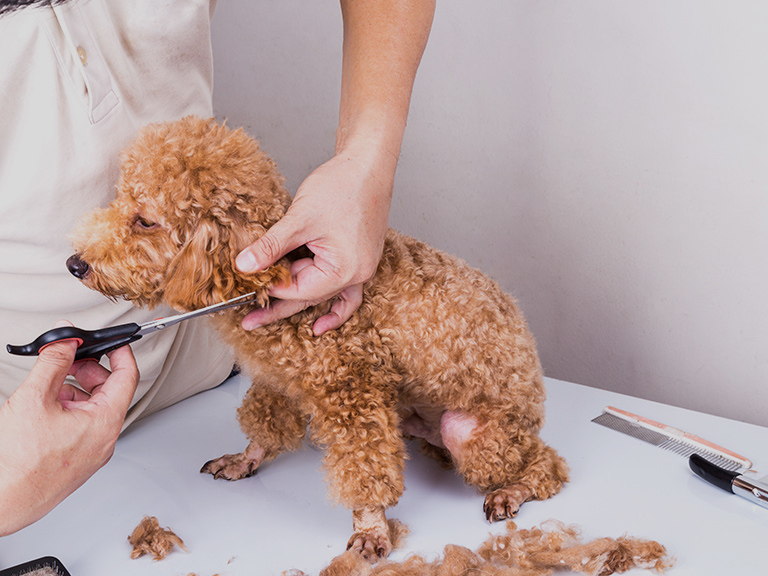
[362,229,546,428]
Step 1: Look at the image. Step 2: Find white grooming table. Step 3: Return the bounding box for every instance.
[0,375,766,574]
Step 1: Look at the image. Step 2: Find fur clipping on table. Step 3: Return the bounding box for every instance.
[128,515,188,560]
[288,520,674,576]
[387,519,411,550]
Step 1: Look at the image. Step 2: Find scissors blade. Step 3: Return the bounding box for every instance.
[6,292,263,362]
[136,291,262,336]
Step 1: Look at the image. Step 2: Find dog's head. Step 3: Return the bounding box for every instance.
[68,116,291,311]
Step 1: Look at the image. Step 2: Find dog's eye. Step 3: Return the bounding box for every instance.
[134,216,157,229]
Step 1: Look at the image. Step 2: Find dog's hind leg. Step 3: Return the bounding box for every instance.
[201,382,308,480]
[440,410,569,522]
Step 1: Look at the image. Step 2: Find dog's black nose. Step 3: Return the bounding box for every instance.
[66,254,90,279]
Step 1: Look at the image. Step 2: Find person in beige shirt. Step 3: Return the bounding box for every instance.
[0,0,434,536]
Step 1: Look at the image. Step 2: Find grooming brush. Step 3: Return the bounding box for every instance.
[0,557,72,576]
[592,406,752,471]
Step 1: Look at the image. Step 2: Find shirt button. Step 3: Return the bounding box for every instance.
[77,46,88,66]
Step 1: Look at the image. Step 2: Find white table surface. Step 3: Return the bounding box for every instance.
[1,374,766,575]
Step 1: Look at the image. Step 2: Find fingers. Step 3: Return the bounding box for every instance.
[241,283,364,335]
[63,345,139,419]
[242,298,315,331]
[236,216,305,274]
[91,345,140,416]
[270,258,349,303]
[25,320,78,404]
[59,383,92,404]
[241,259,345,330]
[312,285,363,336]
[68,359,111,393]
[17,320,138,417]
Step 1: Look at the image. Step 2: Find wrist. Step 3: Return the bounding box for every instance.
[334,112,405,211]
[336,105,407,163]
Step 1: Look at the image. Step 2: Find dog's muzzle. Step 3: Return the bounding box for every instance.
[66,254,90,279]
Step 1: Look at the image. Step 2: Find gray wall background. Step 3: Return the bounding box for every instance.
[211,1,768,426]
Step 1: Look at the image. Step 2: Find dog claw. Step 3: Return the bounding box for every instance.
[201,452,263,481]
[210,468,249,481]
[484,500,519,523]
[347,531,392,561]
[483,484,532,523]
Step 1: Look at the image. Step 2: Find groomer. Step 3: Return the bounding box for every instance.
[0,0,434,536]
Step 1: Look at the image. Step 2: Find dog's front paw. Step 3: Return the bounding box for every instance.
[483,484,533,522]
[200,452,262,481]
[346,530,392,561]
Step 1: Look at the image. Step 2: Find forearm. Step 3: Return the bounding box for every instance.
[0,450,61,537]
[336,0,435,159]
[236,1,434,333]
[0,432,88,537]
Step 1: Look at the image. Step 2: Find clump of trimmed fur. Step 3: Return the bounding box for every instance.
[294,521,673,576]
[128,515,187,560]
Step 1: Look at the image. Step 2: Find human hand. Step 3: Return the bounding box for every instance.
[235,139,395,336]
[0,321,139,536]
[234,0,433,336]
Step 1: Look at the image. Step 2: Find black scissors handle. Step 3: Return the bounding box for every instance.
[6,323,142,362]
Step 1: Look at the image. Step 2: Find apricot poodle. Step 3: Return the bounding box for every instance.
[68,116,569,559]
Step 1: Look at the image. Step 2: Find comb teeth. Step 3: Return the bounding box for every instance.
[592,413,668,445]
[592,412,745,472]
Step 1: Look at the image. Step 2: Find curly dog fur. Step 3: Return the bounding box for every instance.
[68,116,569,559]
[310,521,673,576]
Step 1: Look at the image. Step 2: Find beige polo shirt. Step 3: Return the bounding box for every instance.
[0,0,234,426]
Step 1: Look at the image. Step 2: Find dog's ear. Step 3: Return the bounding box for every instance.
[161,216,290,312]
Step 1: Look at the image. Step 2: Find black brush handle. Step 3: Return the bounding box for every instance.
[689,453,739,493]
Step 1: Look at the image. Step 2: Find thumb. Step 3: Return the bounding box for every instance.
[236,217,305,274]
[93,345,140,417]
[24,320,78,404]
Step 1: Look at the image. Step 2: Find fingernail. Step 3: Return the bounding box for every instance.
[236,251,258,273]
[242,318,262,331]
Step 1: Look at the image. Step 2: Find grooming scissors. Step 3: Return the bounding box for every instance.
[6,291,260,362]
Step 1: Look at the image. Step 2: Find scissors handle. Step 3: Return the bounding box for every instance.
[6,323,141,362]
